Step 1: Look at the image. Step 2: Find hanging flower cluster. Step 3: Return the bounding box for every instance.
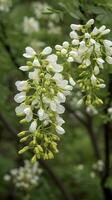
[22,17,40,35]
[14,19,112,160]
[55,19,112,105]
[0,0,12,12]
[14,46,74,161]
[4,160,42,190]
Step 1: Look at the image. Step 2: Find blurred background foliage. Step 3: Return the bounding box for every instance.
[0,0,112,199]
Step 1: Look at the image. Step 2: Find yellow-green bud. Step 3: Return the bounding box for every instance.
[18,146,29,154]
[18,131,26,137]
[31,155,37,163]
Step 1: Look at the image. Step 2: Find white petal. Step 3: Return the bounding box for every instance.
[38,108,45,120]
[29,69,39,81]
[47,54,57,63]
[72,39,79,45]
[57,92,66,103]
[56,104,65,114]
[42,47,52,55]
[86,19,94,26]
[67,57,74,63]
[50,101,57,111]
[91,74,97,86]
[62,41,69,48]
[56,115,65,126]
[61,48,67,55]
[15,81,28,91]
[56,126,65,134]
[69,77,76,86]
[19,66,29,71]
[14,92,26,103]
[24,107,33,122]
[94,65,100,75]
[69,31,78,39]
[70,24,82,31]
[15,103,26,115]
[53,64,63,72]
[29,121,37,132]
[106,56,112,64]
[97,58,105,65]
[101,29,110,35]
[55,45,62,51]
[23,47,36,58]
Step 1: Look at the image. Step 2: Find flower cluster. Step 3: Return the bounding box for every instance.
[15,19,112,160]
[0,0,12,12]
[22,17,40,35]
[92,160,104,172]
[55,19,112,105]
[4,160,42,190]
[14,46,74,160]
[32,2,61,35]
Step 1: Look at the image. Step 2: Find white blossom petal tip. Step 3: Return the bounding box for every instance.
[23,47,36,58]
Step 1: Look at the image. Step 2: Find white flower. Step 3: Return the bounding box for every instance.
[55,45,62,51]
[47,54,63,72]
[85,33,91,38]
[15,81,28,91]
[90,172,95,178]
[29,121,37,132]
[106,56,112,64]
[94,65,100,75]
[91,27,99,36]
[103,40,112,47]
[62,41,69,48]
[72,39,79,45]
[67,57,74,62]
[22,17,40,34]
[14,92,26,103]
[0,0,12,12]
[86,105,98,115]
[56,115,65,126]
[69,31,78,39]
[86,19,94,26]
[100,29,110,35]
[98,84,106,88]
[57,92,66,103]
[23,47,36,58]
[97,58,105,65]
[70,24,82,31]
[19,65,30,71]
[91,74,97,86]
[29,69,39,81]
[99,25,106,32]
[56,125,65,134]
[69,77,76,86]
[15,103,27,116]
[4,175,11,181]
[89,38,96,45]
[56,104,65,114]
[24,106,33,122]
[61,48,67,55]
[42,47,52,55]
[108,107,112,114]
[77,164,84,170]
[38,108,45,121]
[50,101,57,111]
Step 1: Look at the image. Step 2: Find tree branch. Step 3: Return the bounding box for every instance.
[65,103,101,160]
